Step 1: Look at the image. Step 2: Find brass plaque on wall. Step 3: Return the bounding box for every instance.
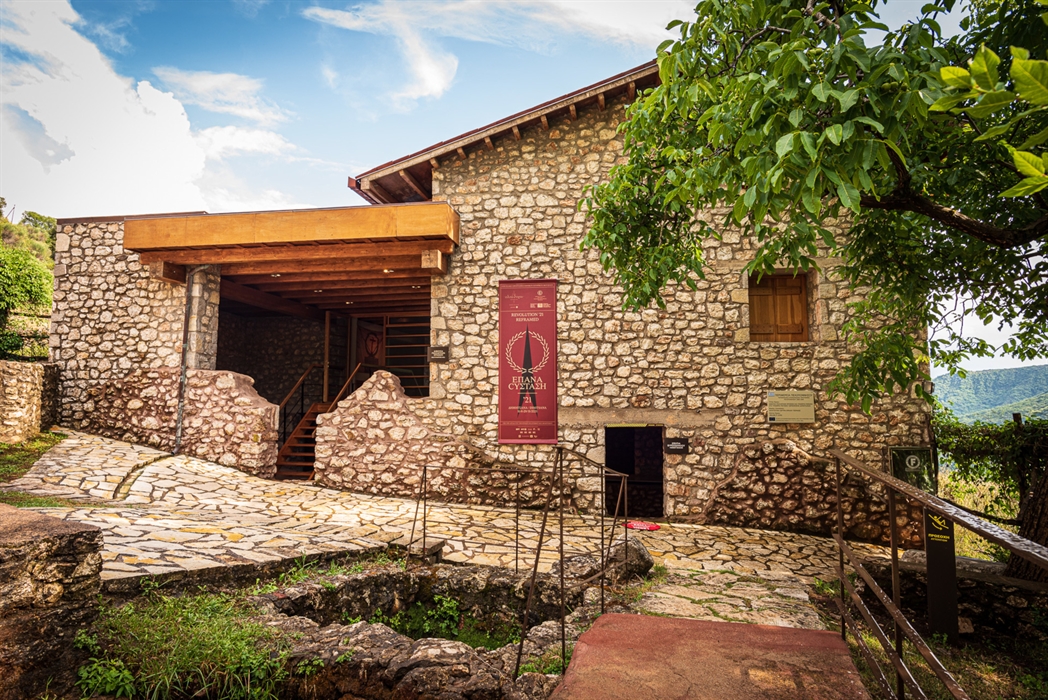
[767,391,816,423]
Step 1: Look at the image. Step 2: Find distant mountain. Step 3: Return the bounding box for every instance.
[963,391,1048,424]
[935,365,1048,423]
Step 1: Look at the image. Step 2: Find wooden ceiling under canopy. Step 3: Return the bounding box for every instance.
[122,203,458,320]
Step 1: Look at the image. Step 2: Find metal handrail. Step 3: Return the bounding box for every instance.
[278,364,322,410]
[829,448,1048,700]
[829,449,1048,570]
[329,363,364,408]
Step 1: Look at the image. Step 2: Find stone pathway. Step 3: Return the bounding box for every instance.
[5,431,880,595]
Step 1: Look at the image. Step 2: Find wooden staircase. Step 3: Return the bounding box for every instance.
[274,402,330,480]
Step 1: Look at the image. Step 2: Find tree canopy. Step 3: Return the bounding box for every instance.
[0,197,53,358]
[582,0,1048,411]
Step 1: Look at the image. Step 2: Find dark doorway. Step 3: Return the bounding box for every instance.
[604,426,664,518]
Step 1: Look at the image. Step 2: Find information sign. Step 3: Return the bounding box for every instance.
[766,391,816,423]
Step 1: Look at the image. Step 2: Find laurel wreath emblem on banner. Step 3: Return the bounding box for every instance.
[505,330,550,373]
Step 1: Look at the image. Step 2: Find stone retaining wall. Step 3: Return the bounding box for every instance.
[316,372,568,508]
[0,360,58,443]
[701,440,923,547]
[0,504,102,700]
[82,368,278,476]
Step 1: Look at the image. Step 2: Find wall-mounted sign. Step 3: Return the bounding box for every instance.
[664,437,689,455]
[427,346,450,363]
[889,447,936,494]
[766,391,815,423]
[498,279,558,444]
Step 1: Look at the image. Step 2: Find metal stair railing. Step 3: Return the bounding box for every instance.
[277,364,324,448]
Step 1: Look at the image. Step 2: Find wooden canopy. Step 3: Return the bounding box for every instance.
[123,203,459,320]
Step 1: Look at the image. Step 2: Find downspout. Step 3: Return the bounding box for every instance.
[174,265,208,454]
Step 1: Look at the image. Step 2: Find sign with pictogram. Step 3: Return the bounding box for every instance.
[498,280,558,444]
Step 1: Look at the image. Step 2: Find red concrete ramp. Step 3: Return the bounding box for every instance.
[551,614,870,700]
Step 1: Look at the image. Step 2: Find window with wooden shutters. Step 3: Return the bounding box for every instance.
[748,274,809,342]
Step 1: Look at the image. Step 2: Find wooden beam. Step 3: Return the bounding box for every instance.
[283,286,430,300]
[628,81,636,100]
[228,269,432,286]
[253,279,431,293]
[597,93,606,111]
[219,255,423,277]
[360,179,394,203]
[398,170,429,199]
[315,302,430,314]
[483,136,494,150]
[124,202,459,251]
[148,261,186,284]
[430,158,440,169]
[568,104,577,121]
[540,115,549,130]
[456,147,467,160]
[220,280,324,321]
[285,291,431,305]
[512,125,521,140]
[138,239,455,265]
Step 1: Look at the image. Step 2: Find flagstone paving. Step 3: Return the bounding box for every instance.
[4,430,881,591]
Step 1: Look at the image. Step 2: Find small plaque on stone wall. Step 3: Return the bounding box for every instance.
[664,437,689,455]
[767,391,816,423]
[427,346,450,363]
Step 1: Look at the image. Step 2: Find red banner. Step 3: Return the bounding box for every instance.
[498,280,558,444]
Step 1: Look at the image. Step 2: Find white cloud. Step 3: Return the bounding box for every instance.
[194,126,296,161]
[321,64,339,90]
[153,66,290,126]
[0,1,206,217]
[303,1,688,107]
[232,0,270,18]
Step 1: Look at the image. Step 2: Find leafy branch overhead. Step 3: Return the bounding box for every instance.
[582,0,1048,411]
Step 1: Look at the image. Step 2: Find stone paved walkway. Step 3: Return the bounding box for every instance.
[5,431,881,588]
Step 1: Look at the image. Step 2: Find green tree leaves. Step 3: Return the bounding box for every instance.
[583,0,1048,410]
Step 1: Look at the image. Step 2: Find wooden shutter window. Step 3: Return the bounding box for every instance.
[748,274,809,342]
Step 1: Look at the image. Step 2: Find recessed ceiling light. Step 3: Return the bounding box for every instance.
[314,289,324,293]
[344,301,353,305]
[411,285,421,289]
[383,268,394,273]
[270,273,281,278]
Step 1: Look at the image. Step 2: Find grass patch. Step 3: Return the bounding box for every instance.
[606,563,670,606]
[519,645,573,676]
[369,595,521,650]
[246,551,407,597]
[0,490,82,508]
[79,592,290,700]
[810,585,1048,699]
[0,430,64,482]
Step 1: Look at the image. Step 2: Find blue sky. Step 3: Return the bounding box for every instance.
[2,0,1039,373]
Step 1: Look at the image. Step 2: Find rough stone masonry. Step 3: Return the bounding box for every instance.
[51,81,932,536]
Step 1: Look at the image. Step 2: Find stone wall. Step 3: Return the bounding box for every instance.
[50,220,221,427]
[216,311,326,404]
[82,368,278,476]
[702,440,923,547]
[315,372,568,508]
[0,504,102,700]
[408,91,931,519]
[0,360,58,443]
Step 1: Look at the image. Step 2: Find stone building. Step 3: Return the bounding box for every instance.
[50,61,931,539]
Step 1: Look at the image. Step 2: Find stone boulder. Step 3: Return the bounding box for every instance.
[0,505,102,700]
[272,616,526,700]
[549,554,601,583]
[607,536,653,582]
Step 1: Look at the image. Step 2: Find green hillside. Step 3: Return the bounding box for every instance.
[963,391,1048,424]
[935,365,1048,422]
